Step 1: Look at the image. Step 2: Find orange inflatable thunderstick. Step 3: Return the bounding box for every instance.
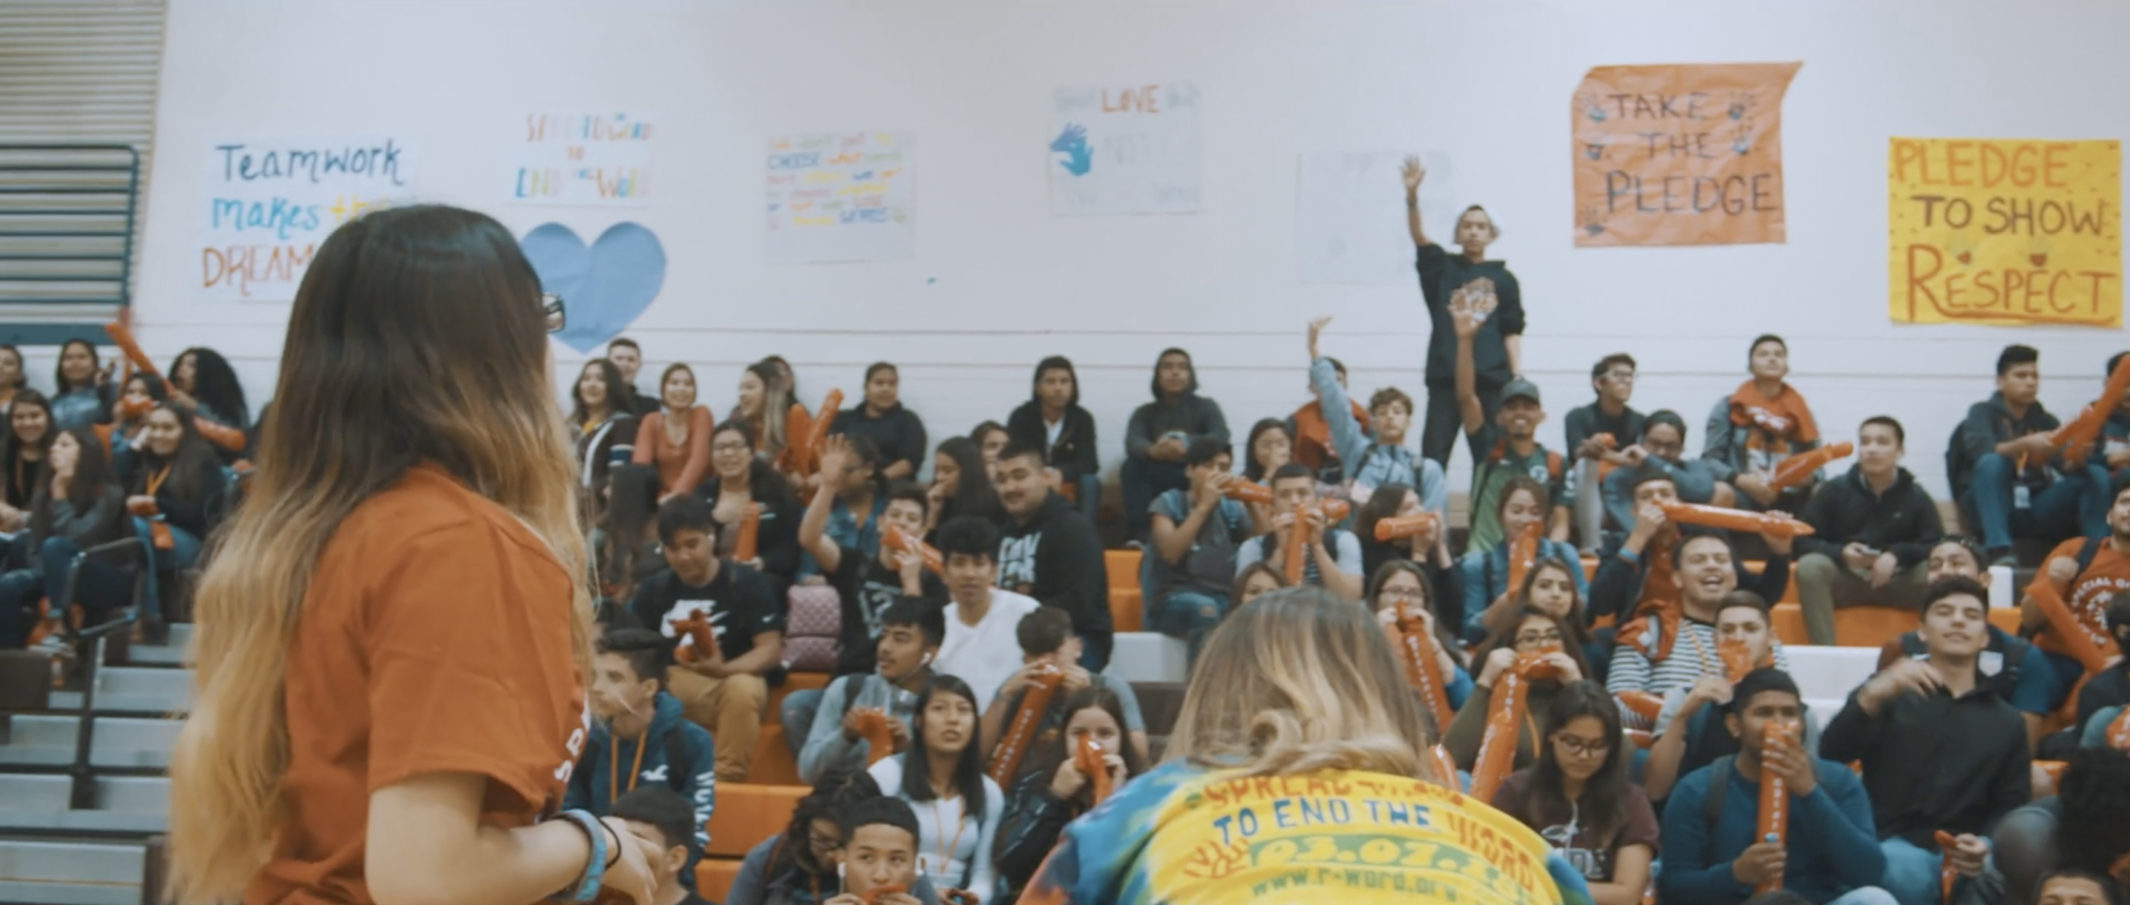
[1374,512,1439,543]
[1390,604,1456,733]
[1469,650,1566,801]
[733,503,762,562]
[1279,499,1352,586]
[1222,481,1272,505]
[1657,500,1816,539]
[1506,520,1542,593]
[986,668,1060,786]
[882,524,944,576]
[1755,720,1801,894]
[669,610,718,664]
[853,708,895,767]
[2048,354,2130,465]
[1767,442,1852,493]
[1074,736,1113,807]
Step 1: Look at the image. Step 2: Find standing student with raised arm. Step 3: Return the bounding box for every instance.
[1404,156,1525,468]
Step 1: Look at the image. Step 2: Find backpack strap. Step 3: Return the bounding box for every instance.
[1703,755,1735,828]
[2076,536,2107,577]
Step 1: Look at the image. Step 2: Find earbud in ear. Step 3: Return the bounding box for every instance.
[921,652,933,665]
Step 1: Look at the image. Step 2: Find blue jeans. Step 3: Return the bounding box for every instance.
[1151,590,1224,664]
[1121,457,1186,541]
[1959,453,2108,552]
[780,687,825,757]
[133,517,202,623]
[0,536,133,646]
[1881,837,1951,905]
[1073,473,1101,523]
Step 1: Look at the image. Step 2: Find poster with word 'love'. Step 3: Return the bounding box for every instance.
[510,112,653,206]
[1296,150,1456,285]
[1049,82,1202,216]
[198,136,420,301]
[1888,138,2121,327]
[1572,62,1801,247]
[764,132,915,263]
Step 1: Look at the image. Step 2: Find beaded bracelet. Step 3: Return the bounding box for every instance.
[553,809,609,903]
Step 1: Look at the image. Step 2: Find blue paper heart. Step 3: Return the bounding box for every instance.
[519,222,666,354]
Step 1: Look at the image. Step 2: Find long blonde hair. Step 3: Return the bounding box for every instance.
[166,206,591,903]
[1166,587,1438,782]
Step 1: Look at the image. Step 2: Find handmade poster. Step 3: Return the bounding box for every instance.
[1887,138,2121,327]
[510,112,653,206]
[1050,82,1202,216]
[1571,62,1801,247]
[518,222,667,354]
[198,136,419,301]
[764,131,915,263]
[1296,151,1455,285]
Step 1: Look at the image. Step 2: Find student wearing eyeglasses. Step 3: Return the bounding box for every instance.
[1493,681,1659,905]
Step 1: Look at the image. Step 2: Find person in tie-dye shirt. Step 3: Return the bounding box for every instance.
[1018,588,1595,905]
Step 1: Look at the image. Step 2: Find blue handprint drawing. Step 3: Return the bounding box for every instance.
[1051,123,1093,177]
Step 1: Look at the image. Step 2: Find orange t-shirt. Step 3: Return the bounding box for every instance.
[248,465,587,905]
[632,405,715,496]
[2031,537,2130,660]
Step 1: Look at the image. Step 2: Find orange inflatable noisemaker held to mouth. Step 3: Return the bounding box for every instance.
[1074,736,1113,807]
[1755,720,1800,894]
[1390,605,1456,734]
[882,524,944,576]
[1506,520,1542,593]
[1718,638,1758,682]
[1469,648,1566,801]
[863,885,907,905]
[1279,499,1352,586]
[1223,481,1272,505]
[1373,512,1439,543]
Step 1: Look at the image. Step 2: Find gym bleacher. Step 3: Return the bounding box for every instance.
[0,493,2048,904]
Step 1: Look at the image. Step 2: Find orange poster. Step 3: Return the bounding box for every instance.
[1572,62,1802,247]
[1887,138,2121,327]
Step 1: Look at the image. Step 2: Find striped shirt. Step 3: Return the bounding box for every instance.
[1605,618,1792,710]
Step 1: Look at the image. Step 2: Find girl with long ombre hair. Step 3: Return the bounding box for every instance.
[1018,588,1594,905]
[167,206,661,905]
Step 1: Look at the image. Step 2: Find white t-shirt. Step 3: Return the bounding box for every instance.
[934,588,1042,712]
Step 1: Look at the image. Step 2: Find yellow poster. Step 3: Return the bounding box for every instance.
[1572,62,1802,247]
[1888,138,2122,326]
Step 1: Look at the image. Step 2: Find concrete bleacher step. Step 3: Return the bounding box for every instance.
[49,666,191,715]
[0,715,181,769]
[1105,633,1188,684]
[0,775,168,833]
[0,838,144,905]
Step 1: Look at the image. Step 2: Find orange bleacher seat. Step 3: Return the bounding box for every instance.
[766,671,831,722]
[1106,548,1143,632]
[704,782,808,857]
[748,724,802,786]
[697,858,745,903]
[1769,603,2022,648]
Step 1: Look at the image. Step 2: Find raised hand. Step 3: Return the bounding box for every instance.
[1401,156,1426,192]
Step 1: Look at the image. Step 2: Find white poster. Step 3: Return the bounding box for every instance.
[197,136,420,301]
[509,111,653,206]
[1296,150,1457,285]
[764,131,916,263]
[1048,81,1202,216]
